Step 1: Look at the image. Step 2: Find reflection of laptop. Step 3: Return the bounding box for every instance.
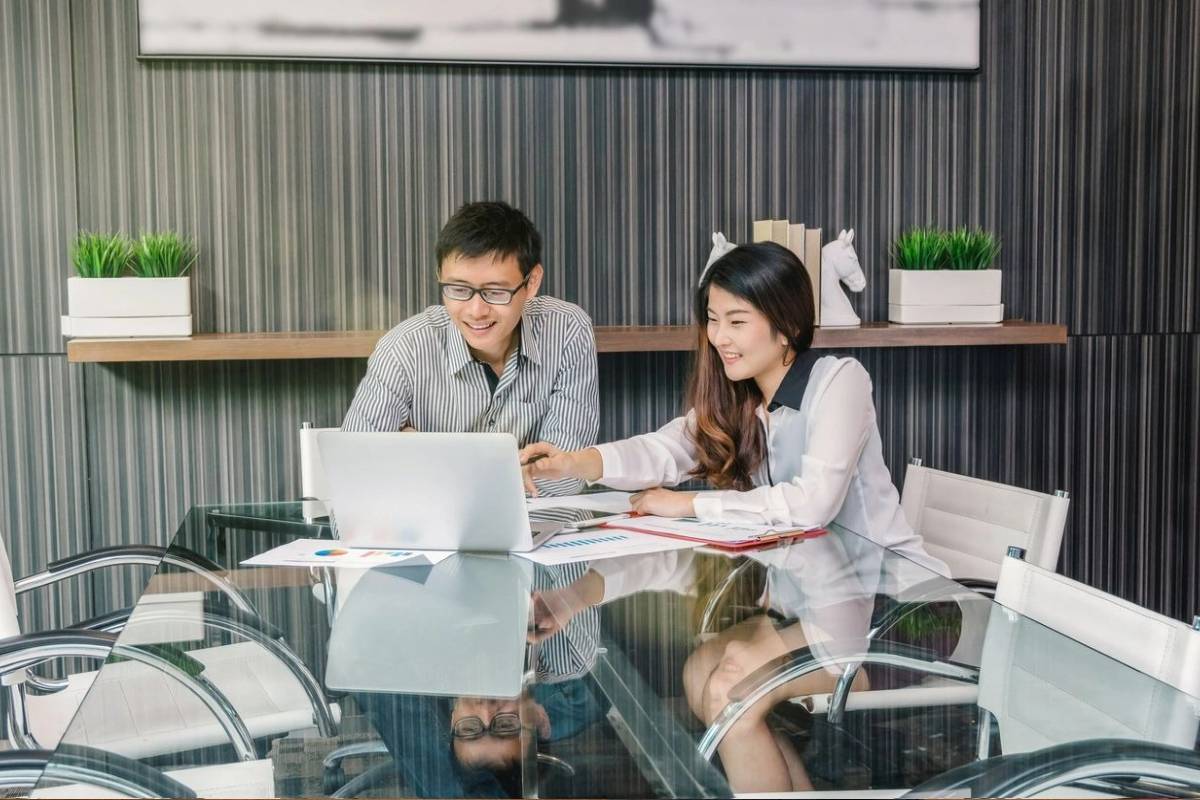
[324,554,533,698]
[317,432,563,552]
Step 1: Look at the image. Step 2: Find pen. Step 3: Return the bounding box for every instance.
[568,512,636,531]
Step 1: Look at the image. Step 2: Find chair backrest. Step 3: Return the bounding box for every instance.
[979,554,1200,754]
[299,423,338,501]
[901,462,1069,582]
[0,532,22,640]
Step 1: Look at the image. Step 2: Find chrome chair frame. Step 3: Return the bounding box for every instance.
[5,541,340,759]
[906,738,1200,798]
[0,629,258,761]
[0,743,198,798]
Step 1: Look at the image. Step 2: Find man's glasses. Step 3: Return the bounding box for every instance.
[439,280,529,306]
[452,712,522,740]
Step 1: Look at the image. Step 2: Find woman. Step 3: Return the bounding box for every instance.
[521,241,944,574]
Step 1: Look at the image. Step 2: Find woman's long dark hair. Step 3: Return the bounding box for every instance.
[686,242,815,490]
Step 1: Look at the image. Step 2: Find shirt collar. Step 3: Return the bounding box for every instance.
[518,314,542,367]
[443,320,475,376]
[766,348,822,412]
[443,316,541,376]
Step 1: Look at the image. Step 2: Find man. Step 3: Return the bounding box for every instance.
[357,559,605,797]
[342,201,598,496]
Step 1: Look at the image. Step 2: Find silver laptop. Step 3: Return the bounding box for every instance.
[317,431,562,552]
[324,554,533,697]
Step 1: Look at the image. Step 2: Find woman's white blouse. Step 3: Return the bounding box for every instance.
[594,355,947,574]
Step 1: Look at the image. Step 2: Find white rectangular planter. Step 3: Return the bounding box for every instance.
[67,276,191,317]
[888,269,1002,324]
[61,315,192,337]
[64,276,192,338]
[888,304,1003,324]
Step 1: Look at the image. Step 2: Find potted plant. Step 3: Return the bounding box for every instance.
[888,227,1002,324]
[62,231,195,338]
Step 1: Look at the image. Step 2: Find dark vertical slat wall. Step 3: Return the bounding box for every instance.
[0,0,1196,626]
[0,0,76,353]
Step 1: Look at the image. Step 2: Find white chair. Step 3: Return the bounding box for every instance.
[707,549,1200,796]
[979,551,1200,755]
[0,530,339,765]
[697,462,1076,786]
[300,422,338,501]
[900,459,1071,583]
[910,550,1200,797]
[789,461,1072,723]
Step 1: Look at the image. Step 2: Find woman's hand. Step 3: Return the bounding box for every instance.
[518,443,603,496]
[630,488,697,518]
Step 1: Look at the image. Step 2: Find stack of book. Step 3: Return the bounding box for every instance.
[752,219,822,326]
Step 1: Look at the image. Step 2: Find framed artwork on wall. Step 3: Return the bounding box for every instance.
[137,0,981,71]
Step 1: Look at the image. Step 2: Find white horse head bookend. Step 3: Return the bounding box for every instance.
[820,228,866,327]
[698,231,737,286]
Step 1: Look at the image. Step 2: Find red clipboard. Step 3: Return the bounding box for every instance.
[598,521,828,552]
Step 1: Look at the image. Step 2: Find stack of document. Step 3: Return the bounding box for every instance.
[597,516,824,550]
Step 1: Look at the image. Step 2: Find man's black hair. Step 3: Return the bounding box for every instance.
[436,201,542,278]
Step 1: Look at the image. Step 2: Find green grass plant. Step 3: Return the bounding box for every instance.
[890,227,946,271]
[131,232,197,278]
[70,232,133,278]
[892,227,1001,270]
[943,227,1001,270]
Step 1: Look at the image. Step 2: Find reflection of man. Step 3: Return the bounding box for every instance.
[358,561,605,797]
[342,201,598,496]
[451,697,540,773]
[449,677,602,793]
[451,560,605,777]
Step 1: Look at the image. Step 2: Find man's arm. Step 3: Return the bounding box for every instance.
[341,342,414,432]
[531,324,599,496]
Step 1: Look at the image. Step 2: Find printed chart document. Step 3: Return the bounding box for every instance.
[525,491,633,514]
[518,527,697,567]
[241,539,454,568]
[601,516,825,550]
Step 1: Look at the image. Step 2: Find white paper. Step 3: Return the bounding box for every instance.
[241,539,454,568]
[525,491,633,514]
[518,527,696,566]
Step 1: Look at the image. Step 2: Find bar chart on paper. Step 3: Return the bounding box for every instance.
[541,533,631,549]
[520,528,697,566]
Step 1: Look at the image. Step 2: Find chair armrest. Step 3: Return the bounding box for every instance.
[70,602,285,642]
[0,744,198,797]
[0,629,207,678]
[954,578,998,598]
[906,738,1200,798]
[45,544,168,575]
[698,638,978,760]
[16,543,260,617]
[0,630,121,673]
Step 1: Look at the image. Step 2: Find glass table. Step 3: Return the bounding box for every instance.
[24,502,1200,798]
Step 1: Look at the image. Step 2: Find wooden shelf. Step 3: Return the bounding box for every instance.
[66,320,1067,363]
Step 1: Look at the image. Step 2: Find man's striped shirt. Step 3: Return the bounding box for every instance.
[341,295,600,496]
